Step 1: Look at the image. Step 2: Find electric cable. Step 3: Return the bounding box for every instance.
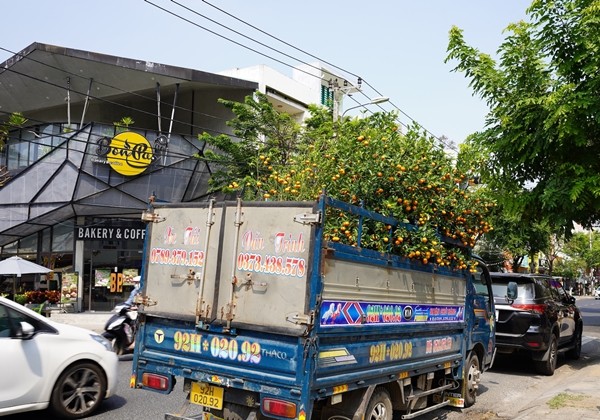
[0,111,230,167]
[0,45,233,129]
[143,1,387,114]
[144,0,458,150]
[0,65,239,140]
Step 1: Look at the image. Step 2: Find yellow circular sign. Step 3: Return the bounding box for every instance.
[107,132,153,176]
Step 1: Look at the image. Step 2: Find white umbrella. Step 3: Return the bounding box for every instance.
[0,256,51,297]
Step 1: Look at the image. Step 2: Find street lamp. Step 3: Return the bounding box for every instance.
[339,96,390,119]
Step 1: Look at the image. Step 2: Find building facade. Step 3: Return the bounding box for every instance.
[0,42,348,311]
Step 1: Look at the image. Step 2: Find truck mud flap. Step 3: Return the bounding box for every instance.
[165,411,224,420]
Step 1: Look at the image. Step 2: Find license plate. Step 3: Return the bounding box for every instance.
[190,382,224,410]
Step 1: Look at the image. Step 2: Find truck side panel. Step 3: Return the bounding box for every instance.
[143,204,223,319]
[216,203,314,333]
[322,255,467,307]
[142,202,315,333]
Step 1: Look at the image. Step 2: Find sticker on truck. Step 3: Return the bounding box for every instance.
[319,300,465,326]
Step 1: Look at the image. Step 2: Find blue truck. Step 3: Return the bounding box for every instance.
[131,195,496,419]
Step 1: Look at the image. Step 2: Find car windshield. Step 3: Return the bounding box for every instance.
[491,279,536,303]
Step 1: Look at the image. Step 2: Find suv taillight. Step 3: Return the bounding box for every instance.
[511,303,546,314]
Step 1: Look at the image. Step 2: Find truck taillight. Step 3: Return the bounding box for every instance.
[262,398,297,418]
[511,303,546,314]
[142,373,170,391]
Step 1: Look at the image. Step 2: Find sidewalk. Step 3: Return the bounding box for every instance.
[455,295,600,420]
[49,311,109,333]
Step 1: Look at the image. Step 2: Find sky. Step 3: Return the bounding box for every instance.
[1,0,532,146]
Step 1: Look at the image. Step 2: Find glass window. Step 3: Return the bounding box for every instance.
[0,305,11,337]
[471,267,489,295]
[41,228,52,253]
[491,281,535,301]
[18,233,37,254]
[0,303,54,337]
[2,240,18,255]
[5,124,67,171]
[52,221,74,252]
[7,137,28,170]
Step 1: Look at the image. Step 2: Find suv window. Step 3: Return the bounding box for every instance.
[540,278,560,300]
[491,281,535,302]
[534,279,553,300]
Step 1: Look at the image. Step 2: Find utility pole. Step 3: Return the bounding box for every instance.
[329,78,361,122]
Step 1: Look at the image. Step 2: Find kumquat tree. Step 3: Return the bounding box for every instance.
[198,92,495,272]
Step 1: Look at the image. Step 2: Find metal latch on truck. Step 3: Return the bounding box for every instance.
[294,211,321,225]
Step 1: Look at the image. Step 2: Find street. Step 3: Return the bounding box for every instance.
[5,296,600,420]
[435,295,600,419]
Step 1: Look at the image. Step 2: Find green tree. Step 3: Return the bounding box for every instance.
[197,92,301,193]
[0,112,28,151]
[457,132,560,273]
[199,94,495,270]
[446,0,600,233]
[560,231,600,278]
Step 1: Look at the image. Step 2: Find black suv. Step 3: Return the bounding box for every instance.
[491,273,583,375]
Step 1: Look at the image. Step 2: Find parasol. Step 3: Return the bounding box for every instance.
[0,256,51,297]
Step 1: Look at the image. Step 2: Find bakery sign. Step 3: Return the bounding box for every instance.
[75,226,146,241]
[92,131,157,176]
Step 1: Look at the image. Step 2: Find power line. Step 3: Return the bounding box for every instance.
[1,6,456,153]
[0,110,229,167]
[143,1,385,110]
[0,46,238,135]
[199,0,363,83]
[186,0,455,150]
[0,65,238,140]
[146,0,457,151]
[170,0,360,89]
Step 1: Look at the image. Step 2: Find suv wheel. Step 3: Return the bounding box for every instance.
[534,334,558,375]
[566,324,582,360]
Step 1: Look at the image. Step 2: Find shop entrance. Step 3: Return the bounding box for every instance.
[82,248,143,312]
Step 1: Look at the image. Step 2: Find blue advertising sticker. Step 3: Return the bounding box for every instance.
[320,300,464,327]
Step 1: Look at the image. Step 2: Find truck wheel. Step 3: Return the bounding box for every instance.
[462,352,480,407]
[365,388,392,420]
[534,334,558,375]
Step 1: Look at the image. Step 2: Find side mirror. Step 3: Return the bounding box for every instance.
[506,282,518,303]
[15,321,35,339]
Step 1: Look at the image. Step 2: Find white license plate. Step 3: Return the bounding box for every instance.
[190,382,224,410]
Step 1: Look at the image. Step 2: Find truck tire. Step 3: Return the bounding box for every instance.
[462,352,480,407]
[534,334,558,375]
[365,388,392,420]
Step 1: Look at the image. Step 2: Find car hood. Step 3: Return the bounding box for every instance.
[45,318,105,340]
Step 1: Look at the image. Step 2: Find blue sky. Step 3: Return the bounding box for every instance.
[1,0,531,145]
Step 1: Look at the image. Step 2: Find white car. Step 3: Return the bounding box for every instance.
[594,287,600,299]
[0,296,118,418]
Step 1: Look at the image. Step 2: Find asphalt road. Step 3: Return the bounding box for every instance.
[6,296,600,420]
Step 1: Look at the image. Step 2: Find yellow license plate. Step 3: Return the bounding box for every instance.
[190,382,224,410]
